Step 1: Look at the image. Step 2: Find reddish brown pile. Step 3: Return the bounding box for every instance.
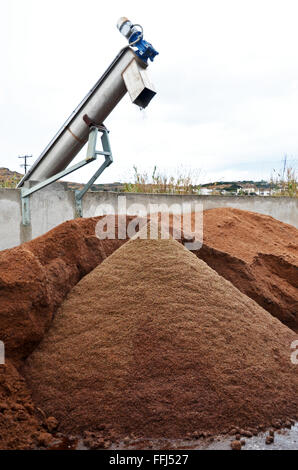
[0,361,49,450]
[0,216,131,448]
[196,208,298,331]
[0,216,131,362]
[24,236,298,438]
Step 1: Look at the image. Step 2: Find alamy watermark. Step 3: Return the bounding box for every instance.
[0,341,4,365]
[291,340,298,365]
[95,197,203,251]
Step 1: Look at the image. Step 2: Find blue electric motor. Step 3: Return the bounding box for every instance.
[117,17,159,63]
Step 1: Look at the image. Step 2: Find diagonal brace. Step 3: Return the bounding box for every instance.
[75,126,113,217]
[21,125,113,225]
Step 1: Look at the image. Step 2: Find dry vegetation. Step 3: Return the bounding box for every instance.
[270,159,297,197]
[123,165,200,194]
[123,160,298,198]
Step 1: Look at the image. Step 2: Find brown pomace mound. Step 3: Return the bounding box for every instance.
[197,208,298,332]
[0,361,44,450]
[24,236,298,438]
[0,216,131,362]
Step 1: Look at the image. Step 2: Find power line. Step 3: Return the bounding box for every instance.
[18,155,32,174]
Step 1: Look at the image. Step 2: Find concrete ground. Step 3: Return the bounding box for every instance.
[48,423,298,450]
[107,423,298,451]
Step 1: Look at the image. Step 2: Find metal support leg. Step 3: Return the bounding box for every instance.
[20,125,113,224]
[86,126,98,161]
[74,126,113,217]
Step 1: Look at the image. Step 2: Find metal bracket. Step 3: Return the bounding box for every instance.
[21,125,113,225]
[74,126,113,217]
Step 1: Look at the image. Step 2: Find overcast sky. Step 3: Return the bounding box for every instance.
[1,0,298,184]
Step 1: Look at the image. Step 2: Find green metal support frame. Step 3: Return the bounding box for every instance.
[21,125,113,225]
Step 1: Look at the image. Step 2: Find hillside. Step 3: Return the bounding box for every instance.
[0,167,123,192]
[0,168,23,187]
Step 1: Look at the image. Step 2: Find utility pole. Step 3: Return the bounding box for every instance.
[18,155,32,174]
[282,154,287,180]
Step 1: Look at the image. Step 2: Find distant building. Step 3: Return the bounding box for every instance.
[199,188,213,195]
[255,188,271,196]
[237,185,256,195]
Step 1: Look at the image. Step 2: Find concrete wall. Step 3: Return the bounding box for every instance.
[0,183,297,251]
[0,188,22,249]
